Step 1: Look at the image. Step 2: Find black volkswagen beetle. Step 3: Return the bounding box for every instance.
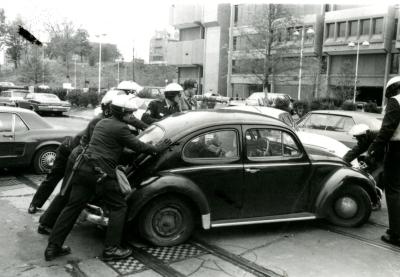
[84,110,379,247]
[0,106,79,173]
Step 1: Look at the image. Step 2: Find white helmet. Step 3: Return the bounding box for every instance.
[385,76,400,98]
[117,81,143,92]
[165,83,183,92]
[111,94,138,118]
[349,124,370,137]
[101,90,124,105]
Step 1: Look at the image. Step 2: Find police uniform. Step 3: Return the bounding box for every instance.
[48,116,158,249]
[343,130,379,163]
[368,94,400,238]
[141,98,180,125]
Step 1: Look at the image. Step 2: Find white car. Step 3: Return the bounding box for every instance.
[222,105,358,167]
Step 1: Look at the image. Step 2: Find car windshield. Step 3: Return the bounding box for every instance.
[138,125,165,145]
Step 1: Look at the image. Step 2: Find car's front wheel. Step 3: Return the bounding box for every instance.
[33,146,57,174]
[138,195,195,246]
[326,185,371,227]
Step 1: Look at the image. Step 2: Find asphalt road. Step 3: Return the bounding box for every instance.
[1,115,400,276]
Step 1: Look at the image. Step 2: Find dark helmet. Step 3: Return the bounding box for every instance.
[110,95,138,120]
[385,76,400,98]
[183,79,197,90]
[164,83,183,101]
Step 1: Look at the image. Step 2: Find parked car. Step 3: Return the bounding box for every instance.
[245,92,294,114]
[297,110,383,147]
[17,93,71,115]
[83,110,378,246]
[222,105,356,165]
[0,81,15,87]
[0,89,29,107]
[0,106,79,173]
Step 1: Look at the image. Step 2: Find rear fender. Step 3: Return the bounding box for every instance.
[127,174,211,229]
[315,167,377,217]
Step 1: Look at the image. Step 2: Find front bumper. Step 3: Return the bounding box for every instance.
[37,105,70,112]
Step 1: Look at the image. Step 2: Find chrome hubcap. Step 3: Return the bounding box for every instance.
[153,207,183,237]
[40,151,56,171]
[334,196,358,219]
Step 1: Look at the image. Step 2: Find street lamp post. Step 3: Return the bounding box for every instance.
[115,58,123,86]
[348,40,370,103]
[72,55,78,89]
[96,34,107,94]
[293,27,315,100]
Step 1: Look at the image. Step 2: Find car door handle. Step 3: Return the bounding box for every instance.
[2,134,13,138]
[245,168,260,173]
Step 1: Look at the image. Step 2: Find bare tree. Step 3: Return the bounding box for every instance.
[3,18,27,69]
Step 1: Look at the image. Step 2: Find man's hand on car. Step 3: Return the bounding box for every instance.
[155,139,173,153]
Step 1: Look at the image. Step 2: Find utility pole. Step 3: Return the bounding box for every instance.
[132,47,135,81]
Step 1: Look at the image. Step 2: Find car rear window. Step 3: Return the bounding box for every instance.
[138,125,165,145]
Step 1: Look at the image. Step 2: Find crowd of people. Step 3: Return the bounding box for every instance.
[27,76,400,262]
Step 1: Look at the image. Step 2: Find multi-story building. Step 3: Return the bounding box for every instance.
[167,4,231,94]
[149,30,176,65]
[167,4,400,105]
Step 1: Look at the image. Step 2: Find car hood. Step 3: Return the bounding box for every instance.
[308,151,348,165]
[297,131,349,158]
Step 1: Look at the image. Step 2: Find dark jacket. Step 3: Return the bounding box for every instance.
[85,116,157,177]
[368,98,400,159]
[141,98,180,125]
[343,130,379,163]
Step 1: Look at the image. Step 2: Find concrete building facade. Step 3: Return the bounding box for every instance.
[149,30,177,65]
[167,4,400,105]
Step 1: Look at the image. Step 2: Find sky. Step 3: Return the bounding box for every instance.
[1,0,175,62]
[2,0,398,63]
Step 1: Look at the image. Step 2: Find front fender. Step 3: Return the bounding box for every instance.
[126,174,210,228]
[34,141,61,153]
[315,167,377,217]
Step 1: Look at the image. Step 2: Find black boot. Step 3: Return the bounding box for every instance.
[28,203,38,214]
[38,224,52,235]
[44,243,71,261]
[381,232,400,247]
[102,246,132,261]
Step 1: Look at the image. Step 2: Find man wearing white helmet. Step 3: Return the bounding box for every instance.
[367,76,400,246]
[45,94,171,261]
[141,83,182,124]
[343,124,379,163]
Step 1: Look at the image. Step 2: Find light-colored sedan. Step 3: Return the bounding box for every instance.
[222,106,358,166]
[297,110,383,147]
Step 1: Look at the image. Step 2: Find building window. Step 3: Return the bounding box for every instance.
[348,20,358,36]
[233,36,237,50]
[326,23,335,38]
[360,19,370,35]
[234,5,239,24]
[372,17,383,34]
[337,22,346,37]
[390,53,399,74]
[393,19,398,40]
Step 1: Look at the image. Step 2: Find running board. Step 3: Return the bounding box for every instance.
[211,212,317,228]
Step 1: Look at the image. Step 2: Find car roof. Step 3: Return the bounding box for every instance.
[156,109,289,140]
[310,110,383,119]
[0,106,53,129]
[2,89,29,93]
[222,105,286,119]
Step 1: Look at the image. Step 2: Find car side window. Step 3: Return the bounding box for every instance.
[245,128,301,159]
[300,114,328,130]
[0,113,13,132]
[183,130,238,159]
[14,115,28,132]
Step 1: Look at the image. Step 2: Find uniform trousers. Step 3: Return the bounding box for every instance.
[383,142,400,236]
[48,161,127,247]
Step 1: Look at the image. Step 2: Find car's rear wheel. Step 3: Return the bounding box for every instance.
[326,185,371,227]
[33,146,57,174]
[138,195,195,246]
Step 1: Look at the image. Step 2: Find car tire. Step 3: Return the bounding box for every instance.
[326,185,371,227]
[138,195,195,246]
[33,146,57,174]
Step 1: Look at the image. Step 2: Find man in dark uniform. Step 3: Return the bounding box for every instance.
[343,124,379,163]
[44,94,171,261]
[141,83,182,124]
[367,76,400,246]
